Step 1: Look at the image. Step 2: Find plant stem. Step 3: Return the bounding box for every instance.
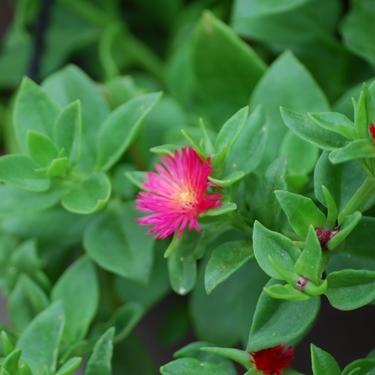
[338,176,375,224]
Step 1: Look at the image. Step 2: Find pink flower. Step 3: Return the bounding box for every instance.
[250,344,294,375]
[135,147,222,239]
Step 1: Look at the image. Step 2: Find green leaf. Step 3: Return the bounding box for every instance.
[106,302,144,343]
[46,157,69,177]
[247,279,320,351]
[167,231,201,295]
[245,156,287,230]
[311,344,341,375]
[42,65,110,172]
[0,185,62,215]
[53,100,82,166]
[329,139,375,164]
[16,301,65,375]
[191,257,269,347]
[314,151,368,213]
[215,106,248,153]
[308,112,356,140]
[8,274,49,333]
[294,226,322,284]
[205,240,254,294]
[341,0,375,67]
[253,221,301,279]
[280,108,348,151]
[27,131,59,167]
[174,342,237,375]
[0,155,50,191]
[160,358,229,375]
[199,202,237,217]
[265,283,310,301]
[51,256,99,343]
[321,186,338,228]
[2,349,22,375]
[83,201,154,283]
[325,269,375,310]
[225,105,268,175]
[55,358,82,375]
[231,0,310,20]
[14,77,61,152]
[208,171,245,188]
[328,211,362,250]
[279,130,319,177]
[192,11,266,126]
[84,327,114,375]
[200,347,250,370]
[275,190,326,238]
[124,171,147,190]
[97,92,162,171]
[114,241,170,309]
[61,172,111,214]
[342,358,375,375]
[231,0,336,44]
[250,51,330,165]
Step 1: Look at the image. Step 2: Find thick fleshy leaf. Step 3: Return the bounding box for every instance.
[225,105,268,175]
[160,358,229,375]
[329,139,375,163]
[191,256,269,347]
[97,92,162,171]
[53,100,82,165]
[175,342,237,375]
[84,327,114,375]
[8,274,49,333]
[42,65,110,172]
[208,171,245,188]
[205,240,254,294]
[191,11,266,126]
[61,172,111,214]
[325,269,375,310]
[0,185,62,215]
[0,155,50,192]
[231,0,310,21]
[342,358,375,375]
[231,0,336,44]
[114,241,170,309]
[51,256,99,343]
[308,112,356,140]
[275,190,326,238]
[281,108,347,151]
[341,0,375,66]
[314,151,367,213]
[328,211,362,250]
[311,345,341,375]
[83,201,154,283]
[167,231,203,295]
[214,106,248,153]
[55,358,82,375]
[105,303,144,343]
[16,301,65,374]
[294,226,322,284]
[247,279,320,351]
[27,131,59,167]
[253,221,301,279]
[13,77,61,152]
[2,349,22,375]
[279,130,319,177]
[251,51,330,165]
[245,156,287,230]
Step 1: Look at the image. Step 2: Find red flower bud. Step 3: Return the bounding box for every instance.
[250,344,294,375]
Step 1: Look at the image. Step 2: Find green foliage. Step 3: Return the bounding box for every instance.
[1,0,375,374]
